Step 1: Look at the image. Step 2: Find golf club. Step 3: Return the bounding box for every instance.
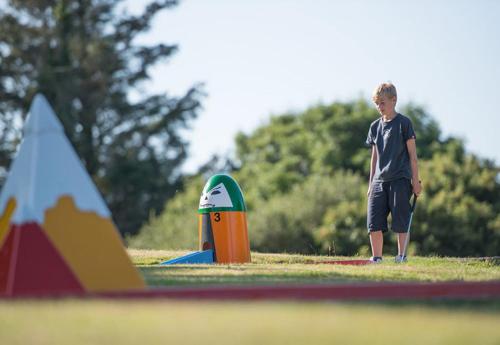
[398,193,418,263]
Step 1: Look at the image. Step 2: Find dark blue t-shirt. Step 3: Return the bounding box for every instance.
[366,113,416,182]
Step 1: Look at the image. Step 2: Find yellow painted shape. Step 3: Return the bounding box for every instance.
[43,196,145,292]
[0,198,16,249]
[209,211,251,264]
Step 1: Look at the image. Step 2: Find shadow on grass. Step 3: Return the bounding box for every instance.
[143,265,217,271]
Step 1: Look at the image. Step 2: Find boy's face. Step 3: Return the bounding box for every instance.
[374,95,396,116]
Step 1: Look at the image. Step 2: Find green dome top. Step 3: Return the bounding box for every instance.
[198,174,246,213]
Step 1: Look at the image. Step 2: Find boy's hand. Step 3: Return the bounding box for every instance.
[412,180,422,196]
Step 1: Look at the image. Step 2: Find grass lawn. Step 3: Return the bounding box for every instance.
[129,249,500,287]
[0,250,498,345]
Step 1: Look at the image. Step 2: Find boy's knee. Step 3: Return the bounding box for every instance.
[368,228,387,234]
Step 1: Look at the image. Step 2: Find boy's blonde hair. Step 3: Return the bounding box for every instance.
[372,82,397,103]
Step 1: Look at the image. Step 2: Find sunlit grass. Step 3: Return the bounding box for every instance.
[127,249,500,287]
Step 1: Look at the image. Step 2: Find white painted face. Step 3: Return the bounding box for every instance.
[199,183,233,209]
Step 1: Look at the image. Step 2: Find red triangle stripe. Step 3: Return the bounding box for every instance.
[0,223,85,297]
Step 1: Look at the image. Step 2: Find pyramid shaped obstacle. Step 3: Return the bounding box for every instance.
[0,94,145,297]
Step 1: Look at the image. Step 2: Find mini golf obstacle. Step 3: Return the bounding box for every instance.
[0,94,145,297]
[162,174,251,265]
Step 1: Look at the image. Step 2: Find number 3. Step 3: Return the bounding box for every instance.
[214,212,221,222]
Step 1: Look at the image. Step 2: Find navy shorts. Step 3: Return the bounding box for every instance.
[367,178,412,233]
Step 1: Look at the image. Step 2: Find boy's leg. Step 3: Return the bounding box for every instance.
[367,181,389,257]
[397,233,408,256]
[389,179,412,256]
[370,231,384,257]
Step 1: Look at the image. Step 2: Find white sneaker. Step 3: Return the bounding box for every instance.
[395,255,407,263]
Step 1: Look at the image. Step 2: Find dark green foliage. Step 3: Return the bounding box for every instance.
[234,100,377,201]
[0,0,203,235]
[133,99,500,257]
[247,173,366,255]
[128,175,204,249]
[414,154,500,256]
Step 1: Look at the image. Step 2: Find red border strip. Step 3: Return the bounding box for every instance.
[102,281,500,300]
[2,281,499,300]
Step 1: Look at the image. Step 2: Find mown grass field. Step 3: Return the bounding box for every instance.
[1,249,499,345]
[132,249,500,286]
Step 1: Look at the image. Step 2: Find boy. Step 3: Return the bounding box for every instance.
[366,82,422,263]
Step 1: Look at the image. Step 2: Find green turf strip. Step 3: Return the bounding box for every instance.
[129,250,500,287]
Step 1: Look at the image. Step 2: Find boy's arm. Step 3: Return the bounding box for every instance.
[367,146,377,195]
[406,138,422,196]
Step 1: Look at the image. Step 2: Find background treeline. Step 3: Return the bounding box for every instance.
[0,0,203,236]
[131,100,500,257]
[1,1,499,257]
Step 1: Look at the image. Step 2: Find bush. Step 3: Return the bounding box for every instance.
[248,172,366,254]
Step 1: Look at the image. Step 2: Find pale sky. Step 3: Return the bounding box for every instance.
[127,0,500,172]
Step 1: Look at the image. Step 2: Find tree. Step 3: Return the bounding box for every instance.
[0,0,203,235]
[414,153,500,256]
[128,175,204,250]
